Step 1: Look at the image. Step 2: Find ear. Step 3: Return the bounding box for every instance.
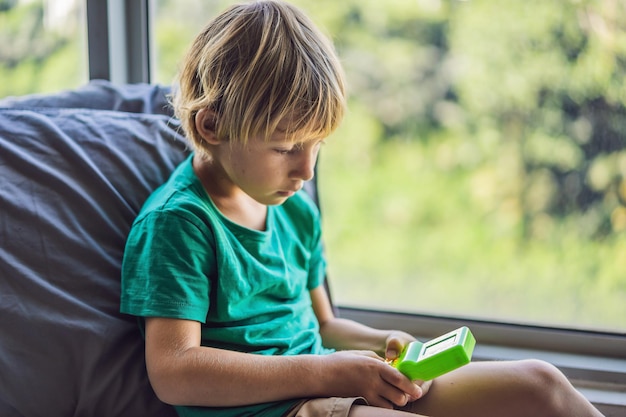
[195,108,220,145]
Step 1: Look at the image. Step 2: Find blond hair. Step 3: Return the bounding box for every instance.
[172,0,346,152]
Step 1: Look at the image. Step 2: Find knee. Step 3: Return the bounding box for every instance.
[514,359,571,414]
[518,359,564,386]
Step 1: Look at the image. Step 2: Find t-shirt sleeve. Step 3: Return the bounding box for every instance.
[120,209,216,323]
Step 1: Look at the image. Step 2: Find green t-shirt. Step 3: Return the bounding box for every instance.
[120,155,332,417]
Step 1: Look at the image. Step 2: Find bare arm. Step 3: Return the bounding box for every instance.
[310,285,431,401]
[310,285,415,359]
[145,317,329,407]
[145,292,421,409]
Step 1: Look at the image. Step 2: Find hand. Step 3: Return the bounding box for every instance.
[410,379,432,401]
[321,350,422,409]
[384,331,416,362]
[384,331,433,402]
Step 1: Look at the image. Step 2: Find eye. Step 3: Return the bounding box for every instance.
[274,148,294,155]
[274,143,304,155]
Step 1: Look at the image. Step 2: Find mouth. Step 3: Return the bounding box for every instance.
[277,190,297,197]
[277,183,302,197]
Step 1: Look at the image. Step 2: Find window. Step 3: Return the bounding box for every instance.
[313,0,626,334]
[152,0,233,85]
[0,0,87,97]
[153,0,626,335]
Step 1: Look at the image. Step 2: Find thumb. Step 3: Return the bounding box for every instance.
[385,338,405,361]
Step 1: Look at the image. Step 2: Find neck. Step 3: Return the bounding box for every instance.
[192,154,268,231]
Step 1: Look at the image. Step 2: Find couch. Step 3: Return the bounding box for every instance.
[0,80,188,417]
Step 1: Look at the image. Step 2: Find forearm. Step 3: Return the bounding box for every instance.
[149,344,423,410]
[310,286,414,357]
[319,317,398,356]
[148,345,328,407]
[145,317,334,407]
[145,316,422,409]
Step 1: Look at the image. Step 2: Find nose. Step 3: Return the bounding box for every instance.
[290,147,317,182]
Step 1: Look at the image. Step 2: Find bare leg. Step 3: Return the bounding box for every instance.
[399,360,604,417]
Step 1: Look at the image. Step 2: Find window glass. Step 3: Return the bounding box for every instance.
[0,0,87,98]
[152,0,235,85]
[152,0,626,333]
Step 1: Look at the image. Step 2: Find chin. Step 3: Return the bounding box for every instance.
[252,194,289,206]
[267,197,290,206]
[268,194,293,205]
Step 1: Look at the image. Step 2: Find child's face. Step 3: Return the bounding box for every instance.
[214,127,324,206]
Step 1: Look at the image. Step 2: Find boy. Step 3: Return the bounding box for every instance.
[120,1,605,416]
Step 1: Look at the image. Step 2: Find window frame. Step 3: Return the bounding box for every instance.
[337,307,626,414]
[85,1,626,413]
[86,0,152,83]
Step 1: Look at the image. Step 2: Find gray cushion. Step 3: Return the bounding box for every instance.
[0,81,187,417]
[0,79,173,115]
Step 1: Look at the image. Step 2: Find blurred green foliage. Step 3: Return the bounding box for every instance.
[0,1,86,96]
[300,0,625,330]
[1,0,624,331]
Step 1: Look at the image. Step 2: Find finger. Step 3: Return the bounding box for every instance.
[370,394,396,410]
[385,338,405,360]
[373,386,409,409]
[380,369,422,405]
[407,384,424,401]
[353,350,384,360]
[385,387,414,407]
[382,367,423,405]
[415,380,433,398]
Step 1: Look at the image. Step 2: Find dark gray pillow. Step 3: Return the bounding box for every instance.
[0,79,174,116]
[0,100,187,416]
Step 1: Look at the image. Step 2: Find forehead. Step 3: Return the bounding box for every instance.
[261,116,322,143]
[268,128,325,145]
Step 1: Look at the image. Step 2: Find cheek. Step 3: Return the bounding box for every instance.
[234,155,275,180]
[229,150,256,174]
